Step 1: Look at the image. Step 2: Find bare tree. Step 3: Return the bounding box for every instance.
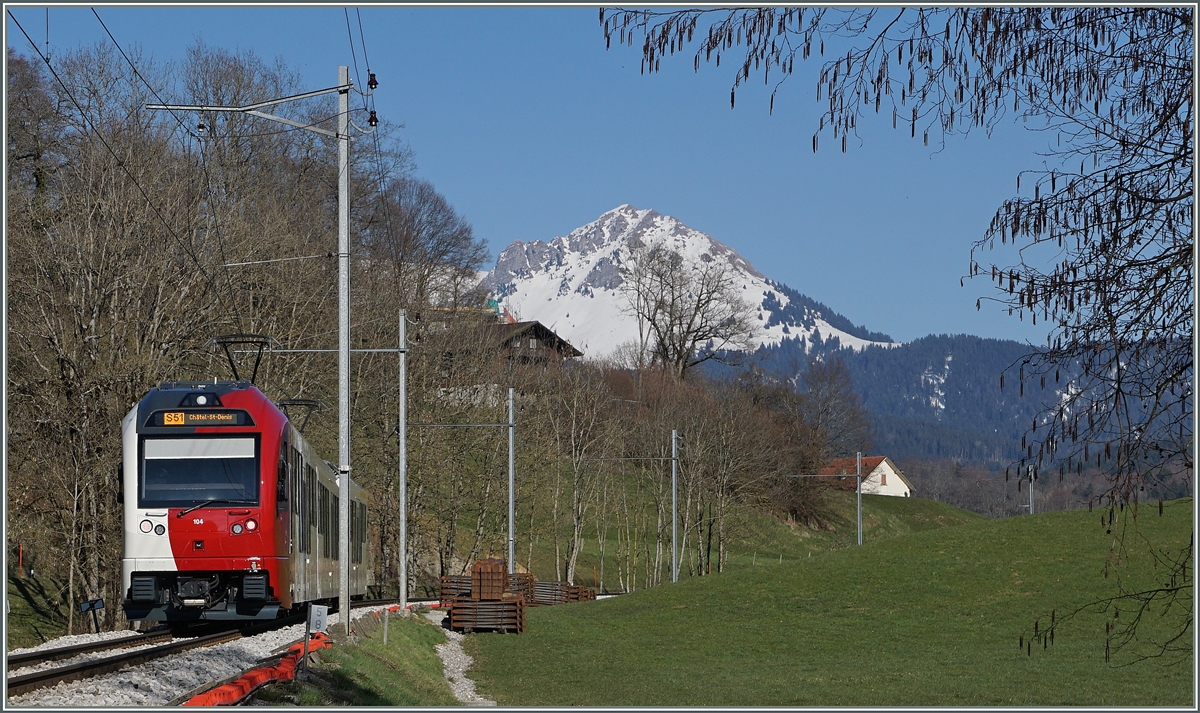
[544,364,615,584]
[359,176,488,310]
[6,43,236,632]
[799,356,872,463]
[619,241,758,378]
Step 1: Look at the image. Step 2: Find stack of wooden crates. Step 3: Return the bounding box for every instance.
[443,558,525,634]
[437,561,599,633]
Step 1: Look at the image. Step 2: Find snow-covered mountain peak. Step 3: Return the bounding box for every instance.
[479,205,893,360]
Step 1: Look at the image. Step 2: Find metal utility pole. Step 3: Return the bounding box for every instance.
[150,65,370,636]
[335,65,352,637]
[508,388,516,574]
[1026,466,1035,515]
[856,451,863,546]
[398,311,408,610]
[671,429,678,583]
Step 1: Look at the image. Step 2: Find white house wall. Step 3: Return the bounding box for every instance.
[861,462,911,497]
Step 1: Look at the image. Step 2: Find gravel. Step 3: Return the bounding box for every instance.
[422,610,496,706]
[5,608,377,708]
[8,630,144,657]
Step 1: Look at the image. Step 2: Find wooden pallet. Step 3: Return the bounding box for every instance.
[508,572,536,601]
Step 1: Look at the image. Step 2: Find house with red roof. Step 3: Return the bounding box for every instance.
[816,456,914,497]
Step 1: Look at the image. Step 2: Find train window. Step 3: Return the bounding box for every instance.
[359,501,366,564]
[291,449,302,553]
[318,487,326,538]
[349,501,356,564]
[319,486,331,559]
[350,500,360,564]
[140,437,258,508]
[351,501,366,564]
[332,495,340,558]
[303,465,312,555]
[302,467,309,554]
[307,465,315,553]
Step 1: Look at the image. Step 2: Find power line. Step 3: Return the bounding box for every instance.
[90,7,245,329]
[223,253,334,268]
[355,9,375,115]
[95,7,342,143]
[345,6,403,274]
[356,9,372,77]
[90,9,198,140]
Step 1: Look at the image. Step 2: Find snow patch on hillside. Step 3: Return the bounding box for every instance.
[920,353,954,416]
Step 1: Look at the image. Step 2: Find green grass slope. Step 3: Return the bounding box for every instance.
[248,611,458,706]
[6,573,68,649]
[467,498,1193,706]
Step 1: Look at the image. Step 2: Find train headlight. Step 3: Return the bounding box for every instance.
[195,394,209,405]
[245,518,258,532]
[154,524,166,536]
[231,523,244,535]
[139,519,153,533]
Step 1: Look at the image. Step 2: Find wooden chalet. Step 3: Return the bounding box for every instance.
[490,321,583,364]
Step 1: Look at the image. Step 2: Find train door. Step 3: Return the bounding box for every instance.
[290,449,308,606]
[303,461,317,602]
[317,478,329,599]
[275,436,292,607]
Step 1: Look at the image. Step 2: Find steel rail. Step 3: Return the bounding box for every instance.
[6,630,243,697]
[7,631,173,671]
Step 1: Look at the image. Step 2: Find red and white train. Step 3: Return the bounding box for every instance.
[120,380,372,624]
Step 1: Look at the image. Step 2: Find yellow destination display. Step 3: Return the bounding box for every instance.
[156,410,246,427]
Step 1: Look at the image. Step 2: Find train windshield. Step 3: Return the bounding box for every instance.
[140,437,259,508]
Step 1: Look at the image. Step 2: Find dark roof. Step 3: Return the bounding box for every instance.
[815,456,888,476]
[489,321,583,358]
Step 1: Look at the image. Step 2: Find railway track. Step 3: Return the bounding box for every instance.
[5,599,415,699]
[6,629,246,698]
[7,631,173,671]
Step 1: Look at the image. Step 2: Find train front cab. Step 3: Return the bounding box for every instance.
[121,382,289,623]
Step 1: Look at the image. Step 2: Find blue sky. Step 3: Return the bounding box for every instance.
[7,5,1052,345]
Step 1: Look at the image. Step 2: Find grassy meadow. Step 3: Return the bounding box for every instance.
[467,497,1194,706]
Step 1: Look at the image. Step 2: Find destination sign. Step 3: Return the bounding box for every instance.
[149,410,253,427]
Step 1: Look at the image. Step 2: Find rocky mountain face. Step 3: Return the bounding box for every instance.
[478,204,893,360]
